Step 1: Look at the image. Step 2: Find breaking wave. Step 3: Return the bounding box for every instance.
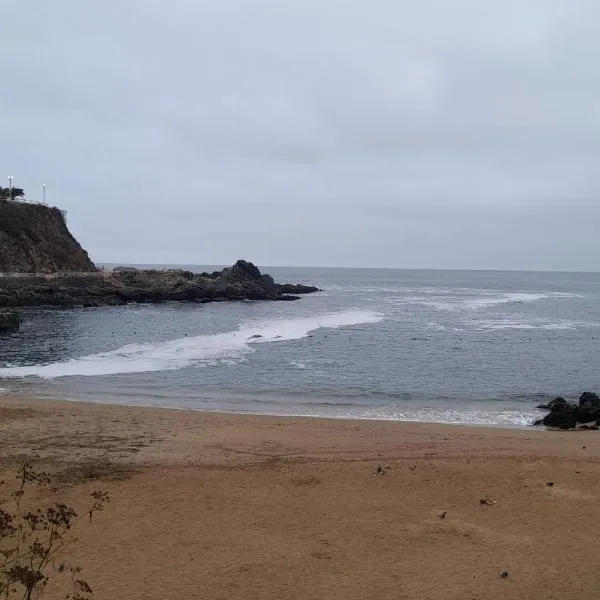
[0,310,383,379]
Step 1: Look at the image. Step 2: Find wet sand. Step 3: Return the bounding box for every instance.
[1,395,599,599]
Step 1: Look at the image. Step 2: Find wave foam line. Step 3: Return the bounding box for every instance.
[419,291,583,311]
[0,310,383,379]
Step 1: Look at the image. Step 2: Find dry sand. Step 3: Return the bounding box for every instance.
[1,395,599,599]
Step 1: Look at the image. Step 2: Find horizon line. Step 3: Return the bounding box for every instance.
[95,261,600,275]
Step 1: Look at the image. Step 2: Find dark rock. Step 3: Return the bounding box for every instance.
[112,266,139,272]
[261,273,276,291]
[537,397,566,410]
[577,392,600,424]
[277,283,320,295]
[536,392,600,428]
[0,261,319,308]
[543,409,578,429]
[223,259,263,282]
[549,397,568,410]
[536,396,579,429]
[579,391,599,404]
[0,201,95,272]
[0,310,20,332]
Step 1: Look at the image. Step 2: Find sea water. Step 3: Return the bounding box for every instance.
[0,267,599,427]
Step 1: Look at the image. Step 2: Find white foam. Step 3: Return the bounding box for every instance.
[425,322,446,331]
[0,310,383,380]
[475,320,537,330]
[363,407,540,427]
[540,322,578,330]
[462,292,548,309]
[551,292,585,298]
[277,404,541,428]
[414,291,580,312]
[474,318,577,331]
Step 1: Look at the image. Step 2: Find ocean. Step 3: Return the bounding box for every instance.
[0,267,599,427]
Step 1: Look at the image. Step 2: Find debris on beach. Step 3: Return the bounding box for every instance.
[546,482,555,487]
[372,465,387,476]
[499,570,509,579]
[479,498,497,505]
[409,465,416,471]
[439,511,447,520]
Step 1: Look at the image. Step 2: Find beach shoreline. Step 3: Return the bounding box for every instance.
[1,394,599,599]
[0,389,544,430]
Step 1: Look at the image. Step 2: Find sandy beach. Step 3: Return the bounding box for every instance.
[1,396,599,599]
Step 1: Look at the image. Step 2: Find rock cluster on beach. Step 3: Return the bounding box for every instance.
[0,260,319,309]
[534,392,600,429]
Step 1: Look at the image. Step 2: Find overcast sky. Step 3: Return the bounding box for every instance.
[2,1,600,270]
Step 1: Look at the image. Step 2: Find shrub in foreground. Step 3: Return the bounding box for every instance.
[0,464,109,599]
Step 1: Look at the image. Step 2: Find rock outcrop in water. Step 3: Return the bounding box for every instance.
[533,392,600,429]
[0,260,319,308]
[0,310,20,332]
[0,201,95,272]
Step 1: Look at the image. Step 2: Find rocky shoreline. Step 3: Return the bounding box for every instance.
[533,392,600,430]
[0,260,319,314]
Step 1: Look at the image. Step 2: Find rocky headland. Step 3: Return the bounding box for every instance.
[0,198,319,326]
[0,200,95,272]
[0,260,319,309]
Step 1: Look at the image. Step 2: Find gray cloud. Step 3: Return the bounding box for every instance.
[1,0,600,269]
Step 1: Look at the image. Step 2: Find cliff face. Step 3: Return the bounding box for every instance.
[0,201,95,272]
